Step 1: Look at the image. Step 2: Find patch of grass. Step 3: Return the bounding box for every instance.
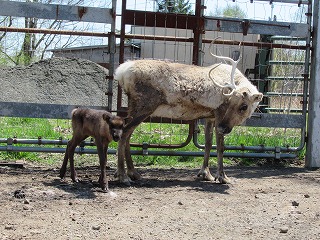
[0,117,305,167]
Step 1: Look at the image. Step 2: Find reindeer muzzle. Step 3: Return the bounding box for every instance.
[217,124,232,135]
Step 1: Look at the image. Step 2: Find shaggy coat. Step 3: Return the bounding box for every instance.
[115,59,263,184]
[60,108,128,191]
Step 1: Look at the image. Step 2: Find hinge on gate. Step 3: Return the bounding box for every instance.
[241,20,250,36]
[7,138,13,151]
[142,142,149,156]
[79,140,85,154]
[38,136,42,145]
[275,147,281,160]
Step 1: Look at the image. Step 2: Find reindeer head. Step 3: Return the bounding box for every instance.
[103,114,132,142]
[208,38,263,135]
[215,88,262,135]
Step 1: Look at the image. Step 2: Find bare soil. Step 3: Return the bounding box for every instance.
[1,162,320,240]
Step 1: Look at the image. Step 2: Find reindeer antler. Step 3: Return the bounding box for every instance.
[209,37,242,96]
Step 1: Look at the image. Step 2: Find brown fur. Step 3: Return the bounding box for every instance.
[59,108,128,192]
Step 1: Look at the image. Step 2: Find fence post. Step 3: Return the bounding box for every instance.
[192,0,204,66]
[306,0,320,168]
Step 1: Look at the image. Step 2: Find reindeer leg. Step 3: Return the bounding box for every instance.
[198,119,215,181]
[116,119,146,184]
[116,90,163,185]
[214,131,230,184]
[125,132,141,181]
[116,114,151,185]
[116,134,132,185]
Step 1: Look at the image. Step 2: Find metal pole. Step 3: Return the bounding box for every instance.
[107,0,117,111]
[306,0,320,167]
[192,0,204,66]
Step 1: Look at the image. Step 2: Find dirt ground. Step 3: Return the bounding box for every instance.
[1,161,320,240]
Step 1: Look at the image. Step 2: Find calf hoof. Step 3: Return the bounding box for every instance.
[127,169,141,181]
[101,186,109,193]
[59,169,66,179]
[71,177,80,183]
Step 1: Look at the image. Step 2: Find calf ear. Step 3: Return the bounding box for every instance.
[102,113,111,123]
[124,116,133,126]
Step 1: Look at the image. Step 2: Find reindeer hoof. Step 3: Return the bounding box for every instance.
[197,168,215,181]
[214,175,231,184]
[116,173,133,186]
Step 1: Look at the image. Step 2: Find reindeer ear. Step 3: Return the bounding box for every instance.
[222,87,234,95]
[242,91,249,99]
[251,93,263,102]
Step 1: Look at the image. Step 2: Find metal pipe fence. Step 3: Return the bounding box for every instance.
[0,0,315,162]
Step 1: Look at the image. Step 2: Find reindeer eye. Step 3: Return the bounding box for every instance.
[239,104,248,112]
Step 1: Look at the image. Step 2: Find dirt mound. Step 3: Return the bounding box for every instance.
[0,57,119,110]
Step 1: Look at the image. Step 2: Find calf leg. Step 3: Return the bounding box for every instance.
[60,134,87,182]
[96,140,109,192]
[60,145,70,179]
[214,129,230,184]
[198,119,215,181]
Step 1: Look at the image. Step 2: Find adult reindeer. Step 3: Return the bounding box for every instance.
[114,41,263,185]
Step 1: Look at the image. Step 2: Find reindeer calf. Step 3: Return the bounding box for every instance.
[59,108,128,192]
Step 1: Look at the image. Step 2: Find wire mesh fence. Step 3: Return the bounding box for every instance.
[0,0,313,159]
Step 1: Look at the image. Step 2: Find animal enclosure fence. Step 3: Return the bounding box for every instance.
[0,0,315,163]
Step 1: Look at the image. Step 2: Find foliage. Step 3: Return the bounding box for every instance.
[210,3,247,18]
[0,0,100,66]
[222,4,247,18]
[154,0,193,14]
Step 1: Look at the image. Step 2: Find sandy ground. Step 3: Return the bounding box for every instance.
[1,162,320,240]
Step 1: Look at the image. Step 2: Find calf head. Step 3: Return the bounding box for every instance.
[216,87,263,135]
[103,114,131,142]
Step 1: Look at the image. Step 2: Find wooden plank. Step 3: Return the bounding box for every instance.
[205,17,308,37]
[0,102,109,119]
[0,102,305,129]
[0,1,112,23]
[244,113,305,128]
[123,10,199,30]
[0,161,24,169]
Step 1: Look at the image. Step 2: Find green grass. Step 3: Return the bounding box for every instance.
[0,117,305,167]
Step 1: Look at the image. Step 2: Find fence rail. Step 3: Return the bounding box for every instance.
[0,0,315,161]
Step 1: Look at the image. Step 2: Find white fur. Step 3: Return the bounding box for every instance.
[115,60,261,120]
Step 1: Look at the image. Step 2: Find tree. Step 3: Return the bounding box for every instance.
[154,0,193,14]
[0,0,100,66]
[210,4,247,19]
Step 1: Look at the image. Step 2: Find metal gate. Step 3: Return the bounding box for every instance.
[0,0,314,162]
